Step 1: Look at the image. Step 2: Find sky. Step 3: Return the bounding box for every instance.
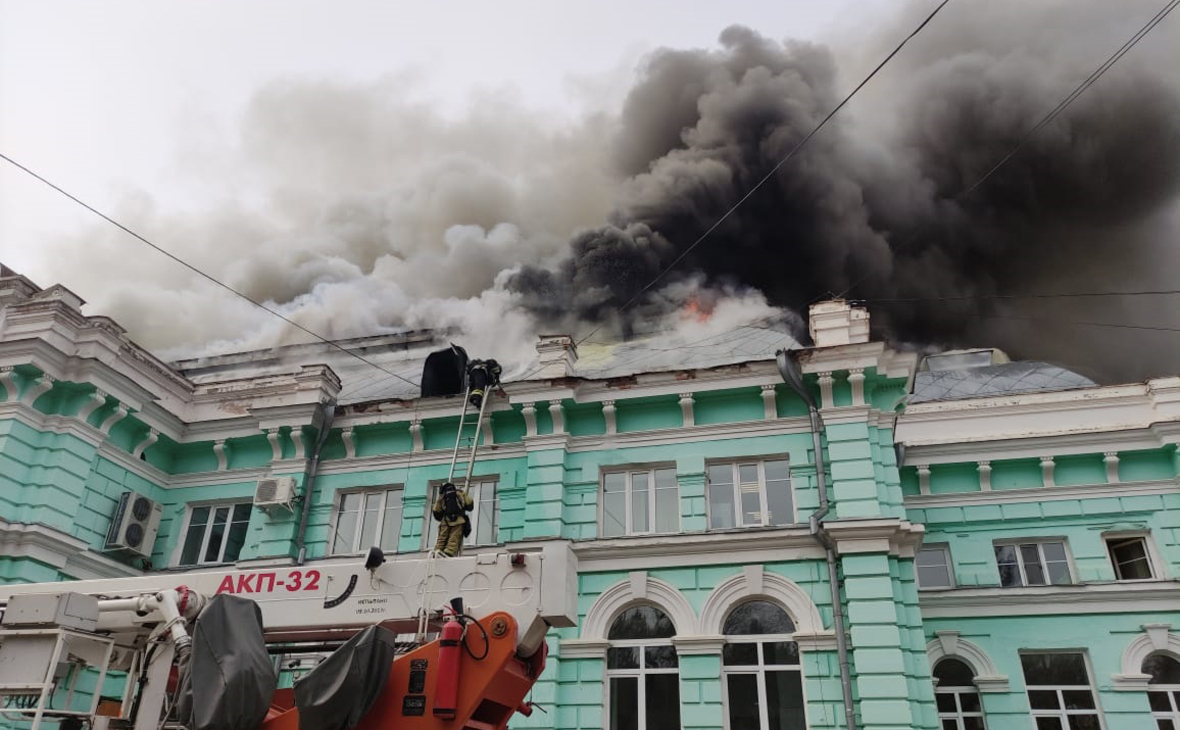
[0,0,891,277]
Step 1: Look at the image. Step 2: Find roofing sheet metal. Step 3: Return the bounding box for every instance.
[175,325,799,406]
[908,361,1096,403]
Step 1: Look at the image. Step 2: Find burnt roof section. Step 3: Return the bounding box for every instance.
[909,361,1096,403]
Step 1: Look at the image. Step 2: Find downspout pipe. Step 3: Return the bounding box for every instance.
[295,400,337,565]
[776,350,858,730]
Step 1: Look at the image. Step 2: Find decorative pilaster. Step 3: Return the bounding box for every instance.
[602,400,617,435]
[917,464,931,495]
[548,400,565,434]
[409,419,424,452]
[760,384,777,420]
[99,404,129,434]
[21,373,55,406]
[1040,456,1056,487]
[132,429,158,459]
[848,367,866,406]
[213,440,228,471]
[76,389,108,422]
[266,429,283,461]
[817,371,835,409]
[679,393,695,427]
[522,403,537,437]
[342,427,357,458]
[1104,452,1120,484]
[0,367,16,401]
[977,461,992,491]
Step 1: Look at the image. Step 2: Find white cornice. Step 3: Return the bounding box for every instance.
[822,518,925,558]
[567,416,814,452]
[572,528,826,572]
[918,580,1180,618]
[0,518,142,579]
[97,441,168,486]
[904,479,1179,509]
[900,427,1167,465]
[0,402,105,447]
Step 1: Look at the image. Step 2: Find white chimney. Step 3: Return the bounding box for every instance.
[535,334,578,378]
[809,300,870,347]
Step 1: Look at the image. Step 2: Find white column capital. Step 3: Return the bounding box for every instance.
[548,400,565,435]
[816,371,835,409]
[847,368,866,406]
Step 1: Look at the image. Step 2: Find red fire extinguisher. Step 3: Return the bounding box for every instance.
[433,598,465,719]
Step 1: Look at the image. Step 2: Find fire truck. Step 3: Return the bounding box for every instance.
[0,540,578,730]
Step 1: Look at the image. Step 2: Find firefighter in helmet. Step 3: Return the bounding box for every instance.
[431,482,474,557]
[466,359,502,410]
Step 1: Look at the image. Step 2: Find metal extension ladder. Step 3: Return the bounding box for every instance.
[446,386,493,490]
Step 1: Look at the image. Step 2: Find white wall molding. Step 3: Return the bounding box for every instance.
[926,631,1009,692]
[905,479,1178,509]
[1112,624,1180,690]
[581,574,698,639]
[920,581,1180,618]
[572,528,826,573]
[697,568,828,637]
[0,518,142,579]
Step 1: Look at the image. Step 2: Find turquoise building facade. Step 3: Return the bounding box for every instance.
[0,267,1178,730]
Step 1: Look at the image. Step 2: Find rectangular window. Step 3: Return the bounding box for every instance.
[331,487,403,555]
[916,545,954,590]
[601,467,680,537]
[1105,536,1154,581]
[1021,652,1104,730]
[179,502,251,566]
[424,480,498,549]
[994,541,1073,587]
[706,459,793,530]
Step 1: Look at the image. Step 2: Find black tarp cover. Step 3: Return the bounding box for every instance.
[293,625,399,730]
[421,344,468,398]
[175,593,277,730]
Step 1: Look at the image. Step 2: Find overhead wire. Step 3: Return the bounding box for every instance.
[571,0,956,348]
[864,288,1180,303]
[974,313,1180,334]
[832,0,1180,302]
[0,152,421,389]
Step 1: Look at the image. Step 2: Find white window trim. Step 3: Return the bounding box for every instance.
[328,486,404,556]
[917,544,956,591]
[720,633,808,730]
[1020,650,1107,730]
[172,500,252,567]
[994,539,1075,587]
[1102,530,1163,582]
[600,464,680,537]
[605,635,680,730]
[422,479,499,550]
[705,458,795,531]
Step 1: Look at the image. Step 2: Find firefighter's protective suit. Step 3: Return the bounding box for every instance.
[432,482,474,557]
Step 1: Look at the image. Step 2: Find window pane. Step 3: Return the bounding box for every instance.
[708,464,734,486]
[935,693,957,712]
[603,473,627,537]
[1111,538,1152,580]
[763,642,800,666]
[654,469,679,533]
[995,545,1022,587]
[645,674,681,730]
[339,492,361,512]
[738,464,759,485]
[1145,655,1180,684]
[764,460,790,482]
[644,645,678,669]
[609,677,638,730]
[608,606,677,640]
[607,647,639,670]
[919,564,952,590]
[1027,690,1060,709]
[1067,716,1100,730]
[1041,542,1067,562]
[380,490,403,550]
[1147,691,1170,712]
[934,659,976,687]
[632,472,650,533]
[722,643,758,666]
[1062,689,1095,709]
[1046,559,1072,585]
[765,479,793,527]
[224,507,249,562]
[358,492,381,549]
[726,674,760,730]
[959,691,981,713]
[333,509,358,554]
[203,506,229,563]
[963,718,986,730]
[1035,718,1063,730]
[740,487,763,527]
[942,720,958,730]
[181,506,211,565]
[1022,653,1089,686]
[723,600,795,635]
[708,480,736,529]
[765,670,805,730]
[1156,720,1175,730]
[1021,544,1046,585]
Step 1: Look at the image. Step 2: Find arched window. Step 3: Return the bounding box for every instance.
[1145,654,1180,729]
[933,658,986,730]
[721,600,805,730]
[607,605,681,730]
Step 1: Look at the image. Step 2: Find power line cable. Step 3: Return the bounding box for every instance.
[976,313,1180,334]
[834,0,1180,302]
[0,152,421,389]
[865,288,1180,303]
[573,0,955,347]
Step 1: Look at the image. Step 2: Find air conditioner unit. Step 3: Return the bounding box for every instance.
[254,476,297,511]
[105,491,162,558]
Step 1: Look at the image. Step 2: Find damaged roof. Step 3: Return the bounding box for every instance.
[909,360,1096,403]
